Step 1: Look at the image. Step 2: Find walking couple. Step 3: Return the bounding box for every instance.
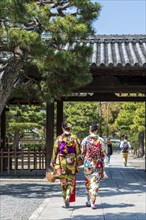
[51,121,106,209]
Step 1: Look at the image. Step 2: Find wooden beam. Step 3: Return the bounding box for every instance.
[145,96,146,171]
[62,93,146,102]
[56,101,63,136]
[8,99,41,105]
[0,108,8,171]
[0,109,6,149]
[77,88,146,93]
[91,66,146,76]
[46,102,54,173]
[76,74,146,93]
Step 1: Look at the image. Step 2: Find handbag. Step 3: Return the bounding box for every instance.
[47,168,56,182]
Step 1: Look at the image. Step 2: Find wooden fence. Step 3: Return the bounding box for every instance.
[0,148,46,176]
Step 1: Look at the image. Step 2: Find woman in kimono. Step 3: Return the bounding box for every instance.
[81,124,106,209]
[51,121,81,208]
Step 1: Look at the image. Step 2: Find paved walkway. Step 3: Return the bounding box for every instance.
[28,153,146,220]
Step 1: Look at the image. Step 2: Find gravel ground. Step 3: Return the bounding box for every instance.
[0,181,58,220]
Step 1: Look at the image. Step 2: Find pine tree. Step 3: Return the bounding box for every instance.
[0,0,101,116]
[115,102,145,157]
[7,105,46,149]
[64,102,100,139]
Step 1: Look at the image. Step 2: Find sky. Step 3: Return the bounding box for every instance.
[92,0,146,34]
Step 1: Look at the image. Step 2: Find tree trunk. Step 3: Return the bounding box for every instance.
[13,129,20,149]
[0,49,29,116]
[137,131,144,158]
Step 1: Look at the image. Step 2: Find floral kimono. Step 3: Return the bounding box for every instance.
[51,132,81,203]
[81,134,106,204]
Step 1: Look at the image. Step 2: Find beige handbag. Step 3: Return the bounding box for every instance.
[47,168,56,182]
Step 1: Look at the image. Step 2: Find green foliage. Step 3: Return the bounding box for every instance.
[0,0,101,103]
[8,28,39,49]
[115,103,136,135]
[7,105,46,142]
[9,122,38,131]
[100,102,123,137]
[7,101,145,153]
[63,101,145,149]
[21,143,45,150]
[114,102,145,150]
[64,102,100,139]
[133,103,145,132]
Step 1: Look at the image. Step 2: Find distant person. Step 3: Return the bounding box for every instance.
[120,135,131,167]
[81,123,106,209]
[105,137,113,166]
[51,121,81,208]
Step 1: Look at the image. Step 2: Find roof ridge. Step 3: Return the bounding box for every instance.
[86,35,146,43]
[94,34,146,38]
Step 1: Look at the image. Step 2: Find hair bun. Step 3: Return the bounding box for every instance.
[62,121,72,131]
[89,124,98,131]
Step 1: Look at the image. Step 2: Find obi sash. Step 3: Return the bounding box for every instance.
[58,141,75,156]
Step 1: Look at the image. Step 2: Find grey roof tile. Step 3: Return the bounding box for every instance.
[89,35,146,68]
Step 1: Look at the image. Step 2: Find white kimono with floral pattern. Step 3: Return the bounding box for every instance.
[81,134,106,204]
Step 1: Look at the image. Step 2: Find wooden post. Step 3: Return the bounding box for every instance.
[56,101,63,136]
[145,96,146,172]
[46,102,54,174]
[99,102,103,137]
[0,109,6,149]
[0,108,8,171]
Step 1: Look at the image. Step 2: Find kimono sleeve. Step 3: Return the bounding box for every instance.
[100,140,106,161]
[51,138,59,164]
[81,137,87,156]
[74,135,81,156]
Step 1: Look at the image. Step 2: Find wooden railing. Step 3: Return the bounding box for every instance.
[0,148,46,176]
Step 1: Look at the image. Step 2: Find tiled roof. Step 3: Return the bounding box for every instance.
[1,35,146,68]
[87,35,146,68]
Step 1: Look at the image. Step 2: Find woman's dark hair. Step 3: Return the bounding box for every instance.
[62,121,72,131]
[124,135,128,139]
[89,124,98,132]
